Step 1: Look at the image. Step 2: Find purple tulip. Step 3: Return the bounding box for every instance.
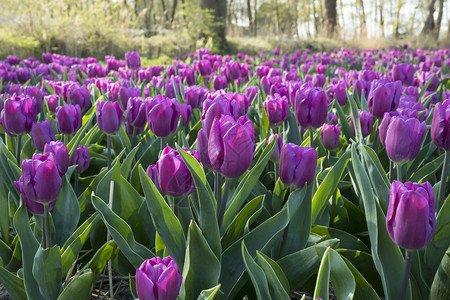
[197,60,212,77]
[328,81,347,106]
[267,133,283,162]
[45,95,60,113]
[420,72,439,91]
[157,147,197,197]
[212,75,227,90]
[321,124,340,150]
[147,96,180,137]
[208,115,255,178]
[245,86,258,105]
[367,80,402,119]
[1,96,37,136]
[312,73,326,88]
[184,86,207,109]
[178,104,192,127]
[226,61,242,81]
[125,52,141,70]
[350,110,374,138]
[7,55,20,65]
[263,94,289,127]
[135,256,182,300]
[201,97,239,138]
[196,128,212,169]
[44,141,69,176]
[31,120,56,152]
[68,85,91,111]
[119,87,141,109]
[97,101,123,134]
[431,101,450,151]
[14,153,62,210]
[279,143,317,189]
[24,86,44,113]
[387,181,436,250]
[294,87,328,130]
[379,114,426,164]
[146,164,161,192]
[70,145,90,174]
[125,97,147,130]
[392,64,415,86]
[352,80,371,101]
[56,104,82,135]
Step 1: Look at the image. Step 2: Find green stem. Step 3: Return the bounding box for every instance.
[107,180,114,300]
[217,179,231,230]
[16,135,21,166]
[160,137,165,152]
[131,127,137,149]
[309,129,314,148]
[389,161,394,182]
[43,203,51,248]
[274,161,278,182]
[399,250,413,300]
[107,135,111,170]
[397,163,403,182]
[437,151,450,211]
[171,196,178,217]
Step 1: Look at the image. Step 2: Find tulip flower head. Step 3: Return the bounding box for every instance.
[279,143,317,189]
[294,87,328,130]
[96,100,123,134]
[56,104,82,135]
[263,94,289,128]
[367,80,402,119]
[70,145,90,174]
[267,133,283,162]
[146,96,180,137]
[431,101,450,151]
[321,124,340,150]
[31,120,56,152]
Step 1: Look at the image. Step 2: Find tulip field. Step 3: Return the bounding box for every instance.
[0,46,449,300]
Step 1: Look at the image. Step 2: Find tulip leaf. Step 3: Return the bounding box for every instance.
[335,98,355,143]
[312,226,370,253]
[43,80,55,94]
[13,204,45,300]
[0,240,12,267]
[221,195,264,251]
[0,266,27,300]
[222,137,276,231]
[312,149,350,223]
[241,241,272,300]
[57,271,94,300]
[282,109,302,145]
[409,152,445,183]
[272,178,288,213]
[67,107,97,157]
[176,145,221,259]
[255,252,290,299]
[52,170,80,246]
[340,254,379,300]
[347,88,363,142]
[139,165,186,269]
[406,140,436,178]
[86,240,118,281]
[91,194,153,269]
[0,183,10,244]
[429,249,450,300]
[197,284,222,300]
[180,221,221,300]
[120,143,140,179]
[351,144,408,300]
[32,245,62,300]
[313,247,331,300]
[418,75,434,101]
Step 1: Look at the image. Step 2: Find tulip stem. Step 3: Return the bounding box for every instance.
[107,180,115,300]
[160,137,165,152]
[131,127,137,149]
[43,203,51,248]
[170,196,178,217]
[397,163,403,182]
[309,129,314,148]
[274,161,278,182]
[218,179,230,230]
[437,151,450,211]
[399,250,413,300]
[16,135,21,166]
[107,135,112,170]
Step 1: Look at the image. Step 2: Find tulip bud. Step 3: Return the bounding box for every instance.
[70,145,90,174]
[96,101,123,134]
[392,63,415,86]
[56,104,82,135]
[178,104,192,127]
[367,80,402,119]
[125,97,147,130]
[135,256,182,300]
[263,94,289,128]
[1,96,37,136]
[279,143,317,189]
[208,115,255,178]
[68,85,91,111]
[379,114,426,164]
[267,133,283,162]
[44,141,69,176]
[321,124,340,150]
[45,95,59,113]
[146,96,180,137]
[294,87,328,130]
[146,164,161,192]
[245,86,258,106]
[420,72,439,91]
[431,101,450,151]
[196,128,212,169]
[14,153,62,213]
[125,51,141,70]
[31,120,56,152]
[226,61,242,81]
[350,109,374,138]
[386,181,436,250]
[212,75,227,90]
[197,60,212,76]
[184,86,207,109]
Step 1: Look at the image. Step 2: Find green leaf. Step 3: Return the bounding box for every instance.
[340,255,379,300]
[197,284,222,300]
[43,80,55,94]
[0,183,10,244]
[139,165,186,269]
[86,240,118,280]
[0,266,27,300]
[312,226,370,253]
[314,247,331,300]
[32,245,62,300]
[91,195,153,269]
[176,146,221,259]
[271,178,288,213]
[120,144,140,179]
[57,271,94,300]
[418,74,434,101]
[430,249,450,300]
[222,137,276,231]
[335,99,354,143]
[347,88,363,142]
[241,241,271,300]
[282,109,302,144]
[409,152,445,183]
[13,205,45,300]
[312,150,351,223]
[67,107,97,157]
[256,252,290,299]
[180,221,221,300]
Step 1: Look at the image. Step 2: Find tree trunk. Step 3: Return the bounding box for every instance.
[358,0,367,37]
[434,0,444,39]
[246,0,254,36]
[313,0,319,36]
[160,0,169,26]
[393,0,401,38]
[379,0,385,38]
[170,0,178,24]
[324,0,337,37]
[274,0,280,38]
[421,0,437,36]
[199,0,228,51]
[253,0,257,36]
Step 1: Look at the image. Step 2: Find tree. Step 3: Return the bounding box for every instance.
[324,0,337,37]
[421,0,437,36]
[199,0,228,51]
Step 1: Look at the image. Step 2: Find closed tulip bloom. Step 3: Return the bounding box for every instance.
[431,101,450,151]
[184,86,207,109]
[197,60,212,76]
[7,55,20,65]
[125,97,147,129]
[352,80,371,101]
[196,128,212,169]
[212,75,227,90]
[208,115,255,178]
[245,86,258,105]
[119,86,141,109]
[367,80,402,119]
[328,81,347,106]
[24,86,44,113]
[135,256,182,300]
[69,85,91,111]
[267,133,283,162]
[392,64,415,86]
[201,97,239,138]
[97,101,123,134]
[157,147,196,197]
[312,73,326,88]
[31,120,56,152]
[279,143,317,189]
[321,124,340,150]
[294,87,328,130]
[387,181,436,250]
[226,61,242,81]
[70,145,90,174]
[146,164,161,192]
[420,72,439,91]
[379,114,426,164]
[44,141,69,175]
[45,95,59,113]
[178,104,192,127]
[147,96,180,137]
[56,104,82,135]
[1,96,37,136]
[14,152,62,207]
[125,51,141,70]
[263,94,289,127]
[350,110,374,138]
